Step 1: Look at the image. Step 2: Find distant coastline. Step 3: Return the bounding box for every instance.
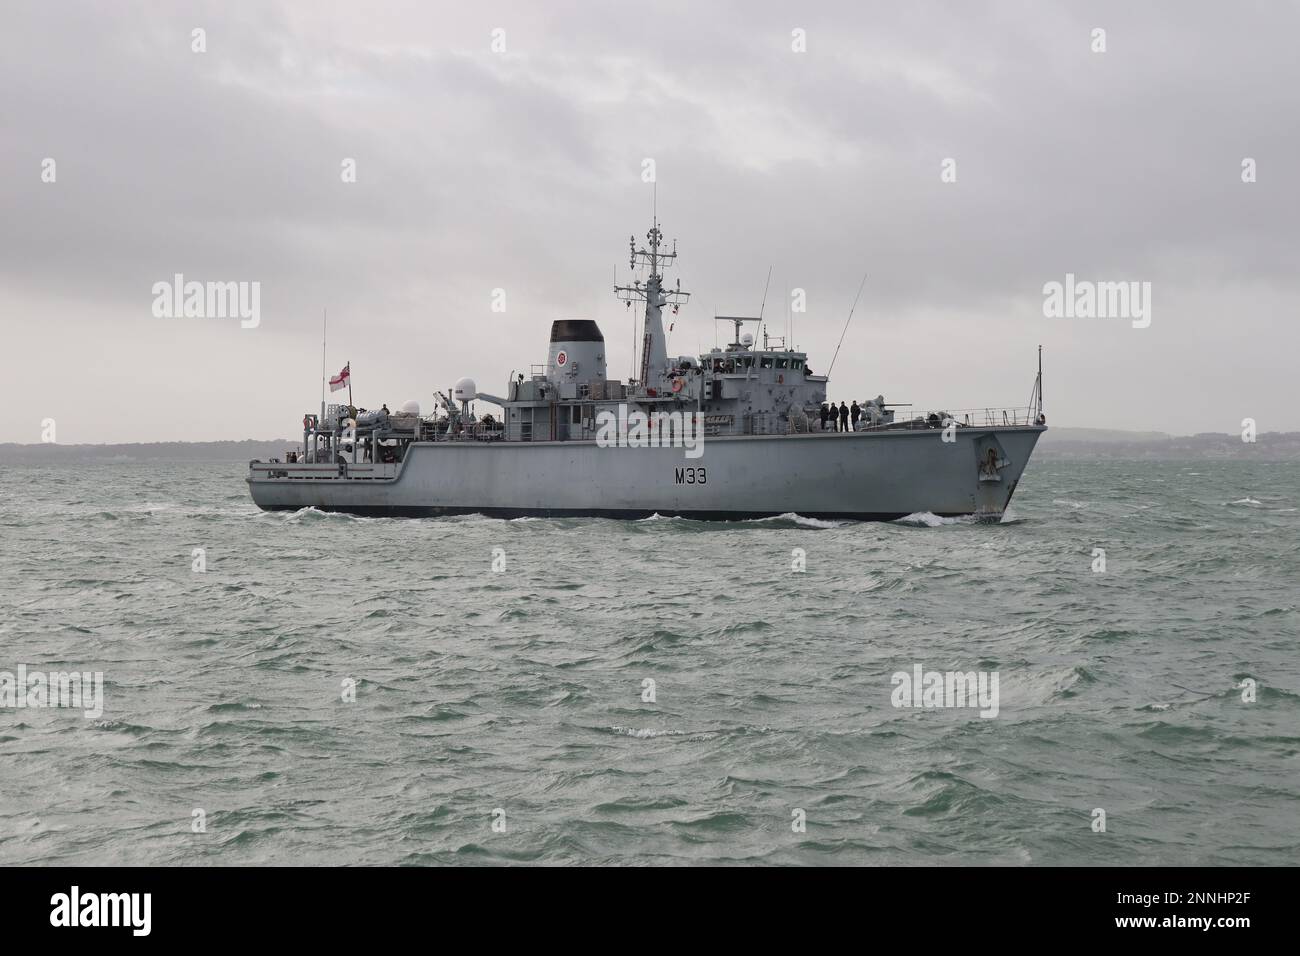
[2,428,1298,464]
[0,439,299,464]
[1035,428,1300,460]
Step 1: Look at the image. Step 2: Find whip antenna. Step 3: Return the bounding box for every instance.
[827,272,867,377]
[758,265,773,320]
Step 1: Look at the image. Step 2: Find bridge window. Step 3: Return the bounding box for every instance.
[776,358,788,369]
[760,356,773,368]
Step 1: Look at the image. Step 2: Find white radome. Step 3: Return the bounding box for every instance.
[401,400,420,416]
[453,377,477,402]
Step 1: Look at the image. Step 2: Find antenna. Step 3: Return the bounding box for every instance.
[714,314,762,348]
[320,307,327,424]
[827,272,868,378]
[786,274,791,348]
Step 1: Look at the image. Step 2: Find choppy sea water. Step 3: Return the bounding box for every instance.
[0,458,1296,866]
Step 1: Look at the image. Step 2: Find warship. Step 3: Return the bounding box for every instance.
[248,218,1046,521]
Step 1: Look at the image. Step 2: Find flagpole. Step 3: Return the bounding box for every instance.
[347,359,352,408]
[320,308,327,424]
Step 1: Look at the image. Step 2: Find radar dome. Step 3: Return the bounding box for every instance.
[401,400,420,415]
[453,377,477,401]
[740,333,754,347]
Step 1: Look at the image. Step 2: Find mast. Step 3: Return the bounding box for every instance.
[320,308,327,424]
[1038,345,1044,418]
[614,216,690,387]
[1027,345,1044,423]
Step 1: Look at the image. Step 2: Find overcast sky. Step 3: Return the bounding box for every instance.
[3,0,1296,443]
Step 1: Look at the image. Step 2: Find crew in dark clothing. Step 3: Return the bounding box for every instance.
[850,401,861,431]
[820,403,830,431]
[838,402,850,432]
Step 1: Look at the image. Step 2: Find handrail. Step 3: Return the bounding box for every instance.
[855,405,1039,432]
[274,402,1039,457]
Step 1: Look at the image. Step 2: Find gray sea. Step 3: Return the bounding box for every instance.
[1,458,1296,866]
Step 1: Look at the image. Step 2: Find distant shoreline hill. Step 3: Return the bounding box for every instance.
[0,429,1297,463]
[0,440,299,464]
[1037,428,1300,460]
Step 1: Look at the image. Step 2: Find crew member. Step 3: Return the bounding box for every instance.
[839,401,849,432]
[850,401,861,431]
[820,403,830,431]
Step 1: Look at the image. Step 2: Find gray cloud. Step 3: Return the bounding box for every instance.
[3,0,1296,442]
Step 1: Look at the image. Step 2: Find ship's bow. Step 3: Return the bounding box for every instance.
[969,426,1044,519]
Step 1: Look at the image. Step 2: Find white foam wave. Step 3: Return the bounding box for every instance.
[893,512,975,528]
[745,513,844,529]
[278,507,369,523]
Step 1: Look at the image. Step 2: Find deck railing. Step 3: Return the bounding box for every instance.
[270,402,1041,474]
[248,461,400,480]
[856,406,1041,432]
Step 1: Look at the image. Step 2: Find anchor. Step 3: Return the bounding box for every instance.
[977,442,1010,482]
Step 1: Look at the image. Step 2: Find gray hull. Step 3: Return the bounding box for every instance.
[247,426,1044,521]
